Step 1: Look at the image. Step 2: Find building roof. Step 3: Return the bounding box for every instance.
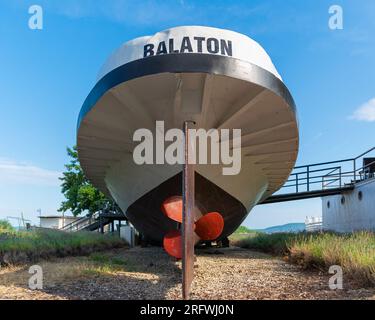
[38,215,78,219]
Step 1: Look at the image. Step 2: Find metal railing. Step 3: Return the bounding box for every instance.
[277,146,375,195]
[305,217,323,232]
[60,201,125,232]
[61,212,100,232]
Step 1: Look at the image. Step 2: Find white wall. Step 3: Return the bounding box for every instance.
[40,217,60,229]
[39,217,78,229]
[120,225,135,247]
[322,178,375,232]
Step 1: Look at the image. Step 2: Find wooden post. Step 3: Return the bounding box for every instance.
[182,121,195,300]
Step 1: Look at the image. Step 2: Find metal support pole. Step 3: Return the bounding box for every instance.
[306,166,310,192]
[182,120,195,300]
[353,159,356,183]
[296,174,299,193]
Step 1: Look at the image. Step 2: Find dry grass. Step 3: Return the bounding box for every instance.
[0,228,127,266]
[1,247,374,300]
[0,251,134,287]
[232,231,375,286]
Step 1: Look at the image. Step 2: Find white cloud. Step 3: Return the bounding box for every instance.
[0,158,61,187]
[350,98,375,122]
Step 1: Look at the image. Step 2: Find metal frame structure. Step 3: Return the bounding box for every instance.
[263,147,375,204]
[61,209,127,232]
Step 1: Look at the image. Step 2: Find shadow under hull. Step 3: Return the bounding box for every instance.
[127,172,247,244]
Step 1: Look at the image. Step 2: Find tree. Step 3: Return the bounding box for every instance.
[0,220,14,232]
[59,146,114,216]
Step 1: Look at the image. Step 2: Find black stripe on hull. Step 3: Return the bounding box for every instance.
[78,53,296,131]
[126,172,247,244]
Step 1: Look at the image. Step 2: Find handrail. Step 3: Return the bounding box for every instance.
[61,216,89,230]
[275,146,375,196]
[294,146,375,170]
[354,146,375,160]
[294,158,353,169]
[60,208,124,232]
[293,166,341,175]
[61,212,100,231]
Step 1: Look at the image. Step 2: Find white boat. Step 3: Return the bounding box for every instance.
[77,26,299,243]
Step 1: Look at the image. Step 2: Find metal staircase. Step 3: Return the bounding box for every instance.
[262,147,375,204]
[61,209,127,232]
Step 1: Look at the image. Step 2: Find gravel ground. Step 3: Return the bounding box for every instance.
[0,247,374,300]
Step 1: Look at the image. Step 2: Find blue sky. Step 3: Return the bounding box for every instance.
[0,0,374,228]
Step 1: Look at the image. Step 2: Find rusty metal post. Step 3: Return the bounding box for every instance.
[182,120,195,300]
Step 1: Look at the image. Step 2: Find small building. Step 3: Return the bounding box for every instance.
[322,178,375,232]
[39,215,79,229]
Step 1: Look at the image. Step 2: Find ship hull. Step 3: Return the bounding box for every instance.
[77,28,299,242]
[126,172,247,243]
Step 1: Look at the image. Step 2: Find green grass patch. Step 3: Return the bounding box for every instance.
[232,231,375,286]
[111,257,128,266]
[0,228,126,266]
[86,252,136,274]
[89,253,128,266]
[230,226,260,244]
[0,220,14,233]
[234,226,255,234]
[89,253,111,263]
[232,232,297,255]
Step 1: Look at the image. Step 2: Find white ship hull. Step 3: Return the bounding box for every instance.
[77,27,299,242]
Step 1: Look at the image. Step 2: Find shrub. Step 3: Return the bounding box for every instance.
[0,220,14,232]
